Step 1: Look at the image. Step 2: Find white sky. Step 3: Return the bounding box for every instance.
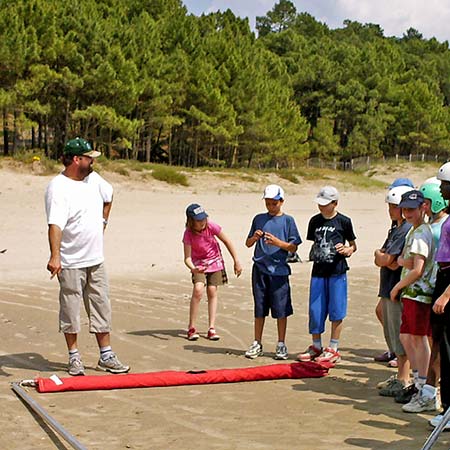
[183,0,450,42]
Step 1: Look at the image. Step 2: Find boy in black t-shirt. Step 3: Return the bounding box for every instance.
[297,186,357,364]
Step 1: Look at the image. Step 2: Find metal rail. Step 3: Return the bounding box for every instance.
[11,382,87,450]
[421,407,450,450]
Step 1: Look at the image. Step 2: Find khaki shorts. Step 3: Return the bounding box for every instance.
[57,263,112,334]
[191,269,228,286]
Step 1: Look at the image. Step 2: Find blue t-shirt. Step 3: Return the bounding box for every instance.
[247,213,302,276]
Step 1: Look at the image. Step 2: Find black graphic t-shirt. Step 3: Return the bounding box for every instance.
[307,212,356,277]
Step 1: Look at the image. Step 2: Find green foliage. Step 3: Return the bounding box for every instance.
[151,165,189,186]
[1,0,450,167]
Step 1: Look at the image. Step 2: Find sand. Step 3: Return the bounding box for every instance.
[0,165,449,450]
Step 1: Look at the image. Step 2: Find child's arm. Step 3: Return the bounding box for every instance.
[217,231,242,277]
[246,230,264,248]
[335,239,357,257]
[374,249,399,270]
[433,284,450,314]
[398,254,414,270]
[262,231,298,253]
[183,243,206,273]
[390,254,426,301]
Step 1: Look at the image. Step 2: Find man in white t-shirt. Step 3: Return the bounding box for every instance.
[45,137,129,376]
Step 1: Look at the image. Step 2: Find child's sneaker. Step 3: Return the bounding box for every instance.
[394,384,418,404]
[377,374,397,389]
[402,393,440,413]
[388,357,398,368]
[374,351,396,362]
[68,356,85,376]
[207,328,220,341]
[296,345,322,362]
[315,347,341,364]
[274,343,288,360]
[429,413,450,429]
[379,378,405,397]
[187,327,199,340]
[245,341,263,359]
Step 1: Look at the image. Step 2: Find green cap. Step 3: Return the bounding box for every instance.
[63,138,101,158]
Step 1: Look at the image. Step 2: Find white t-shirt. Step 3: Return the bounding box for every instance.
[45,171,113,268]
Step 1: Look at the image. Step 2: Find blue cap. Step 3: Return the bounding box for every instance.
[398,190,424,209]
[389,178,414,189]
[186,203,208,220]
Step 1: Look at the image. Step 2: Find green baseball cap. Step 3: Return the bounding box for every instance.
[63,138,101,158]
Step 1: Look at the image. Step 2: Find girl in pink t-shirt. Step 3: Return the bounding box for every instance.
[183,203,242,341]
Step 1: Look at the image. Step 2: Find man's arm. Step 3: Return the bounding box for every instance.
[47,224,62,278]
[103,200,112,229]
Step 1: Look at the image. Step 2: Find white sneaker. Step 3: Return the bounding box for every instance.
[274,343,288,360]
[68,356,85,376]
[402,394,439,413]
[245,341,263,359]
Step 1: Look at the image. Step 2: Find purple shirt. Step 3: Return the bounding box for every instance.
[436,216,450,263]
[183,220,224,272]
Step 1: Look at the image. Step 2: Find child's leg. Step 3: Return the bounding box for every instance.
[375,298,383,325]
[206,284,218,329]
[254,317,265,342]
[188,282,204,329]
[276,317,287,342]
[327,274,347,350]
[400,333,431,382]
[330,319,343,341]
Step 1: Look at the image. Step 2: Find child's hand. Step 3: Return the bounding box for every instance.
[191,266,206,274]
[335,243,353,257]
[390,285,401,302]
[433,294,449,314]
[253,230,264,240]
[234,261,243,277]
[263,232,279,246]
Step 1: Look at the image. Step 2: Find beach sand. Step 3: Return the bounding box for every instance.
[0,166,449,449]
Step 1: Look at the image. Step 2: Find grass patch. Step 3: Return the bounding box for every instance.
[152,165,189,186]
[278,169,299,184]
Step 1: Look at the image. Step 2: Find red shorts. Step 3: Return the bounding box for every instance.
[400,298,431,336]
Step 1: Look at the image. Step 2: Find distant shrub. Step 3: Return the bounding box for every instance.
[152,165,189,186]
[279,170,299,184]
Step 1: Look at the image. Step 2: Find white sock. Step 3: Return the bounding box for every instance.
[100,346,113,360]
[329,339,339,351]
[68,349,80,359]
[422,384,437,399]
[313,339,322,350]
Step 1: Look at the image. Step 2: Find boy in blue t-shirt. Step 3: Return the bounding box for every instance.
[298,186,357,364]
[245,184,302,360]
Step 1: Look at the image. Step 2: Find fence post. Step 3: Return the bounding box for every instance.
[422,154,425,162]
[396,154,398,163]
[409,154,412,162]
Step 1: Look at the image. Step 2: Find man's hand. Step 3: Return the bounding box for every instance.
[47,255,62,279]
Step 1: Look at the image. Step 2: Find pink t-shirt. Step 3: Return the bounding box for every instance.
[183,221,224,272]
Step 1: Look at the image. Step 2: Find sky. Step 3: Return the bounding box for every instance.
[182,0,450,43]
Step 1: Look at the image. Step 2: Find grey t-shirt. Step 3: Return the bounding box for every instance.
[378,220,412,298]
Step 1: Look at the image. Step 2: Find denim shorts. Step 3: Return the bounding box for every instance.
[251,264,293,319]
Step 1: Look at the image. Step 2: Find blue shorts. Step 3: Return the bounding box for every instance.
[309,274,347,334]
[252,265,293,319]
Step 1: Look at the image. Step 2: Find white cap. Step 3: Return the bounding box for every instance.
[315,186,339,205]
[263,184,284,200]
